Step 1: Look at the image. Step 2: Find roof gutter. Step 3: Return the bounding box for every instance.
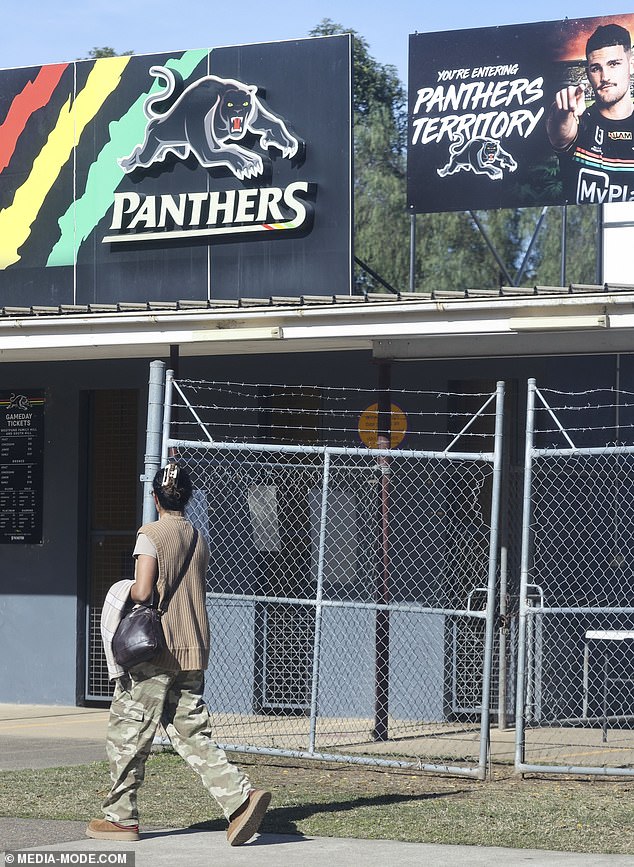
[0,290,634,362]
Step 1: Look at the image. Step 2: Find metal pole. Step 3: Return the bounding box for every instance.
[409,214,416,293]
[515,206,548,287]
[497,384,512,731]
[142,360,166,524]
[616,353,621,443]
[498,384,512,731]
[478,381,505,779]
[602,649,609,742]
[469,210,515,286]
[597,203,604,284]
[560,204,567,287]
[526,607,535,724]
[170,345,180,443]
[515,378,537,770]
[161,369,175,467]
[582,641,590,719]
[372,361,391,742]
[497,540,508,730]
[308,451,331,752]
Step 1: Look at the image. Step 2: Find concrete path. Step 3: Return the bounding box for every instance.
[3,823,633,866]
[1,704,632,866]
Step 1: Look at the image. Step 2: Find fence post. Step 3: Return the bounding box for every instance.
[477,381,505,779]
[142,360,166,524]
[161,369,175,467]
[515,378,537,770]
[497,532,509,730]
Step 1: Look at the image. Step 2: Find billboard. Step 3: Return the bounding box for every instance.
[408,15,634,214]
[0,36,351,307]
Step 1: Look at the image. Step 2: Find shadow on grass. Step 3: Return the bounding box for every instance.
[183,789,465,839]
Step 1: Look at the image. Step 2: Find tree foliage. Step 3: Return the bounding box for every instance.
[530,206,600,286]
[310,20,409,293]
[84,47,133,59]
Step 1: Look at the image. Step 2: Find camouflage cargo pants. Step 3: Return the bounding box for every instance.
[102,661,251,825]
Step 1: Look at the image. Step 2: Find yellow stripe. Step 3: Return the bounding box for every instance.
[0,56,131,269]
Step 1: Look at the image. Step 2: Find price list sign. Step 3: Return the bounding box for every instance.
[0,390,45,544]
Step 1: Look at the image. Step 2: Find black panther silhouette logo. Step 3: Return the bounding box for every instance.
[7,393,30,410]
[119,67,302,181]
[437,134,517,181]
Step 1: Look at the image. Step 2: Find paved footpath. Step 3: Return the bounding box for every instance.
[2,823,634,867]
[1,704,633,866]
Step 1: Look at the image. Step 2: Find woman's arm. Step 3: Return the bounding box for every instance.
[130,554,158,603]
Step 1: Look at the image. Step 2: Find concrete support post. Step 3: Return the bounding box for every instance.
[141,360,166,524]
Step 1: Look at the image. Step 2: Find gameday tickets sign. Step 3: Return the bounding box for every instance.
[408,14,634,214]
[0,36,351,306]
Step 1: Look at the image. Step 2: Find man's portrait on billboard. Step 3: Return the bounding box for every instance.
[547,21,634,205]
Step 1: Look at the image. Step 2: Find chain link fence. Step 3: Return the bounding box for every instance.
[516,380,634,776]
[152,372,505,778]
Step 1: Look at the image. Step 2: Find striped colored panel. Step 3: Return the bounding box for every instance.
[573,146,634,172]
[0,56,131,270]
[0,64,68,173]
[48,49,208,268]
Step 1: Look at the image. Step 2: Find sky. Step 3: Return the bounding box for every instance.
[4,1,634,85]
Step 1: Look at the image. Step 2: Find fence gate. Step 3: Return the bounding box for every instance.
[516,378,634,777]
[137,365,506,780]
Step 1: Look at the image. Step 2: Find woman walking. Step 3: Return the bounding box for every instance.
[87,462,270,847]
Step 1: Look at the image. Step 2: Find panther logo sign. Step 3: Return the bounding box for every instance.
[437,134,517,181]
[7,393,30,410]
[119,66,303,181]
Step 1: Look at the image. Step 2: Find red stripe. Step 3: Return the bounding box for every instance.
[0,63,68,173]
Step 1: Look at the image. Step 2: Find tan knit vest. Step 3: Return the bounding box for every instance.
[138,515,210,671]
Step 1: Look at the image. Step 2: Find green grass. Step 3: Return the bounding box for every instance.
[2,751,634,854]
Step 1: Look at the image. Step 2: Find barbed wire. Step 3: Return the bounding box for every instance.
[168,379,500,445]
[169,380,634,444]
[177,378,497,399]
[172,400,496,422]
[173,407,495,425]
[170,419,495,440]
[538,387,634,396]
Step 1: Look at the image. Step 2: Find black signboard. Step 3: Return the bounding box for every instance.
[0,35,352,307]
[408,14,634,213]
[0,390,45,544]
